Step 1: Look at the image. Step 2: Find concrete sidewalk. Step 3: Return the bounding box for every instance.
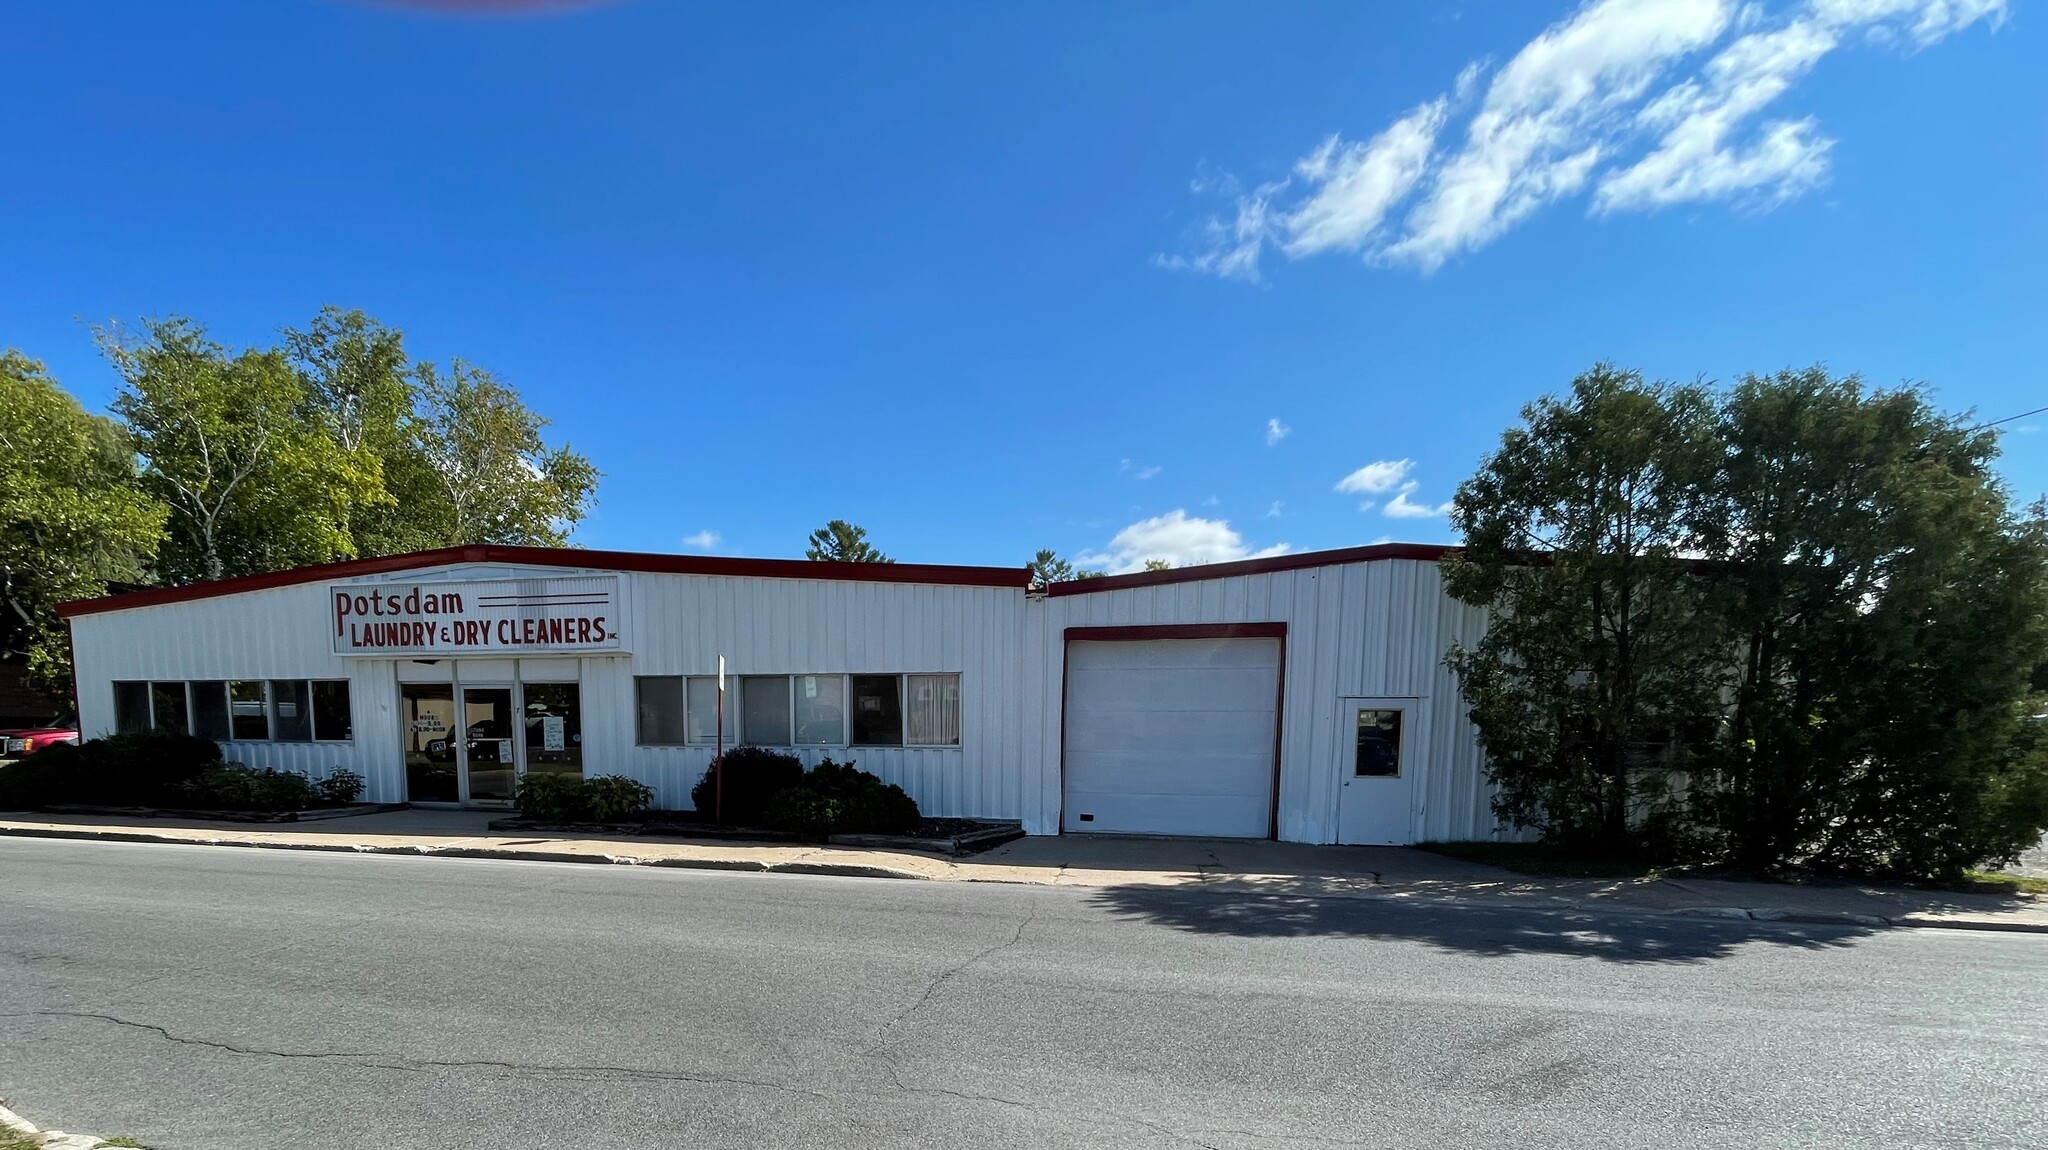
[2,809,2042,933]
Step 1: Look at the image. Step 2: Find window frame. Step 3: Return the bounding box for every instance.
[634,675,691,747]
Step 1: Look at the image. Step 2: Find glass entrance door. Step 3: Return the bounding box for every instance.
[401,683,459,803]
[461,686,518,804]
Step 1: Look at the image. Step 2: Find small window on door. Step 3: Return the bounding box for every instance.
[1355,709,1404,777]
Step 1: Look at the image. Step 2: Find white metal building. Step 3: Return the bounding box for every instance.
[57,542,1506,844]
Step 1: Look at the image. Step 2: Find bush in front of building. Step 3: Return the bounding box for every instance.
[690,746,805,824]
[179,763,318,811]
[0,730,224,810]
[514,773,654,823]
[761,759,921,841]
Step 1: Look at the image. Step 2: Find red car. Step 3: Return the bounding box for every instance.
[1,727,79,758]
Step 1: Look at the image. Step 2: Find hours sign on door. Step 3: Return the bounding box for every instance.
[331,577,625,657]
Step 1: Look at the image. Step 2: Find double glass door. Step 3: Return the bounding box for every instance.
[400,681,583,806]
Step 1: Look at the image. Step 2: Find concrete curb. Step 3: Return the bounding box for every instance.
[4,823,2044,933]
[0,1097,121,1149]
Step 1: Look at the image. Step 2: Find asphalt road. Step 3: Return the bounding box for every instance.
[2,840,2043,1149]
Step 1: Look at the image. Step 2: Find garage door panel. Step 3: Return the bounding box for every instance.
[1062,636,1280,838]
[1065,666,1279,711]
[1062,792,1270,839]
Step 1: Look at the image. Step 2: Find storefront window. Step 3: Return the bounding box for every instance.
[523,682,582,779]
[741,675,791,745]
[635,676,688,745]
[793,675,844,746]
[269,679,312,742]
[229,681,269,740]
[906,674,961,746]
[190,681,231,741]
[311,680,353,741]
[685,676,728,744]
[850,675,903,746]
[150,681,190,735]
[113,681,150,735]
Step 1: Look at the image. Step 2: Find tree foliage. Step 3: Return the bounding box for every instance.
[1448,364,2048,877]
[806,520,892,563]
[412,359,599,548]
[102,318,376,583]
[0,352,165,694]
[1029,548,1106,588]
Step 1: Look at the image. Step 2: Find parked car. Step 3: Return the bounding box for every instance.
[1,726,80,759]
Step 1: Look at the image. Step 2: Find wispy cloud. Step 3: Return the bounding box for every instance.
[1383,489,1453,519]
[1161,0,2003,278]
[1265,500,1285,517]
[682,530,720,550]
[1074,510,1289,574]
[1120,458,1163,481]
[1335,459,1416,495]
[1265,417,1292,446]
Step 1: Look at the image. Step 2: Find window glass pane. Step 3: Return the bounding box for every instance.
[270,679,312,742]
[150,682,190,735]
[906,674,960,746]
[685,677,731,744]
[636,676,688,745]
[191,681,231,741]
[402,683,458,802]
[850,675,903,746]
[229,681,269,740]
[113,681,150,735]
[793,675,845,746]
[1355,709,1403,777]
[740,675,791,746]
[312,680,353,741]
[523,682,582,779]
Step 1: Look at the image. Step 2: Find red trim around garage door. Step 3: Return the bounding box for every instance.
[1057,622,1288,840]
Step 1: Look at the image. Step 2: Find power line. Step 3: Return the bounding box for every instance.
[1970,404,2048,432]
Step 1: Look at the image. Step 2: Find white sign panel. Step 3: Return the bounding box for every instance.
[542,715,566,752]
[332,576,625,657]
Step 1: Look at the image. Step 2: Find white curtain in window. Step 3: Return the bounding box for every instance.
[905,674,960,745]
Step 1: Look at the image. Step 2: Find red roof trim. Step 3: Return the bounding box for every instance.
[1045,542,1458,597]
[55,545,1034,618]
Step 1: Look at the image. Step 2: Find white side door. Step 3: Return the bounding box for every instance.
[1336,698,1425,845]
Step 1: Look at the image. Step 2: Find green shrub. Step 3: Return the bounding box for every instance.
[515,772,587,821]
[690,745,804,824]
[315,768,365,806]
[179,763,319,812]
[0,731,223,810]
[584,775,654,821]
[762,759,921,840]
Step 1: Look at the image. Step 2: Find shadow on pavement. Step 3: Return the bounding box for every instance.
[1085,880,1878,963]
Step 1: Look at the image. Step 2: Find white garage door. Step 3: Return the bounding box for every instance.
[1062,637,1280,837]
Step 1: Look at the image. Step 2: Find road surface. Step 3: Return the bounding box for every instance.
[1,839,2043,1148]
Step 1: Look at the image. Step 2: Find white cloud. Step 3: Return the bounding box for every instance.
[1335,458,1416,495]
[682,530,720,550]
[1074,510,1290,574]
[1383,488,1454,519]
[1161,0,2001,277]
[1265,417,1292,446]
[1201,494,1222,507]
[1265,500,1285,517]
[1120,458,1163,481]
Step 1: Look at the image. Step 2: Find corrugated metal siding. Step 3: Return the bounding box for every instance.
[1035,560,1504,843]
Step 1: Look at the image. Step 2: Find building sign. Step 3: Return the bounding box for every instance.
[331,576,625,657]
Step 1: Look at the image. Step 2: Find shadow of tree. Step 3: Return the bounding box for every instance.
[1085,881,1879,963]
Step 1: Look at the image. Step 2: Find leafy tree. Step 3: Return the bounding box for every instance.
[411,359,599,547]
[102,318,376,583]
[1697,373,2048,875]
[0,352,165,694]
[1141,558,1175,572]
[1444,365,1728,853]
[1029,548,1106,588]
[806,520,892,563]
[283,307,421,554]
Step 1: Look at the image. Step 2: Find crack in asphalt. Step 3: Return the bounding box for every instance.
[870,895,1039,1048]
[20,1010,841,1103]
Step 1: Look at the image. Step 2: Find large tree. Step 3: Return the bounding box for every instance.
[806,520,891,563]
[102,318,377,583]
[411,359,599,547]
[1444,365,1729,852]
[1699,371,2048,875]
[0,352,165,695]
[283,307,422,554]
[1028,549,1105,588]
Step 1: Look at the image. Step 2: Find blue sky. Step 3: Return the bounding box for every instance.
[3,0,2041,571]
